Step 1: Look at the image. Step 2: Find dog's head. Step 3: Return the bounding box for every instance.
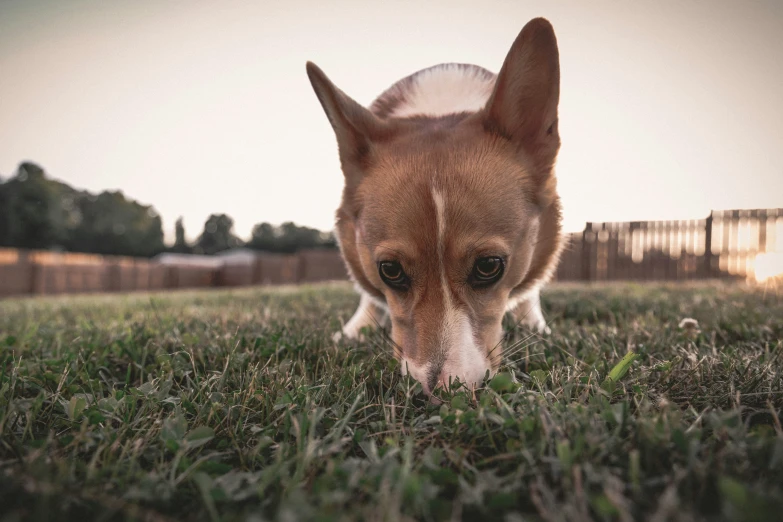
[307,18,563,394]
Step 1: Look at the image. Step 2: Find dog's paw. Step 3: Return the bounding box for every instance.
[524,312,552,335]
[332,325,365,344]
[520,316,550,335]
[521,317,551,335]
[531,316,552,335]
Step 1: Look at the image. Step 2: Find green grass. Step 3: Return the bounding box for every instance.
[1,281,782,521]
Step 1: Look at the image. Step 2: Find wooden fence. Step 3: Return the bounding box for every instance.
[0,248,349,298]
[1,208,780,298]
[555,208,783,282]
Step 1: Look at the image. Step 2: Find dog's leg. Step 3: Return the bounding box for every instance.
[333,293,388,342]
[508,288,551,335]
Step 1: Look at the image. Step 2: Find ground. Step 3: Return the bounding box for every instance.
[1,281,782,522]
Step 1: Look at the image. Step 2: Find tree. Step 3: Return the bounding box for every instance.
[0,162,166,256]
[195,214,242,255]
[248,221,337,253]
[171,217,191,253]
[249,222,276,251]
[0,177,8,246]
[0,162,59,249]
[66,190,165,257]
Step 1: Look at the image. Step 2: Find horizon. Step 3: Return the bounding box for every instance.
[1,0,782,242]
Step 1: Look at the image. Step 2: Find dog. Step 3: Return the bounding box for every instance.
[306,18,564,396]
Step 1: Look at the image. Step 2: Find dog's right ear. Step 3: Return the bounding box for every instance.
[307,62,387,184]
[482,18,560,205]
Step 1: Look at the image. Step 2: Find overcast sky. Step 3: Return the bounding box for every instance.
[1,0,781,242]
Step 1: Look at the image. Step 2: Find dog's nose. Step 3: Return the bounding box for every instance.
[430,369,467,392]
[425,365,443,394]
[421,370,449,405]
[427,364,492,395]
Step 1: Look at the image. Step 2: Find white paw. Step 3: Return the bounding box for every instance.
[531,317,552,335]
[333,324,364,344]
[521,316,550,335]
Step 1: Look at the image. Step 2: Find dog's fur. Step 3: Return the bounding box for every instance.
[307,18,564,395]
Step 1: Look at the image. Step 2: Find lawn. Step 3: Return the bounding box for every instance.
[1,281,782,521]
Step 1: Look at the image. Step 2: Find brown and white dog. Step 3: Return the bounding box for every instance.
[306,18,564,395]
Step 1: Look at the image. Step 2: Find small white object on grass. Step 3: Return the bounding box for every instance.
[678,317,701,338]
[678,318,700,330]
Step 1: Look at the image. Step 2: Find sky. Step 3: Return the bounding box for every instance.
[1,0,781,243]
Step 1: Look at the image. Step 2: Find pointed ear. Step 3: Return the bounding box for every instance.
[306,62,387,183]
[483,18,561,199]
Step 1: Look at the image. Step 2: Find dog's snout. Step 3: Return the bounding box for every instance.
[401,339,493,395]
[424,357,466,390]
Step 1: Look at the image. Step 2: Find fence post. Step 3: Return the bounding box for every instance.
[703,213,713,278]
[31,252,46,295]
[107,260,120,292]
[581,223,592,281]
[252,257,263,285]
[22,250,38,294]
[296,252,307,284]
[167,266,178,289]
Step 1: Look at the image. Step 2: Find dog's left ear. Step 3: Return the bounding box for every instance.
[483,18,560,204]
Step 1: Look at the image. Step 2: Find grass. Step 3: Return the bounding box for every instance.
[1,281,782,521]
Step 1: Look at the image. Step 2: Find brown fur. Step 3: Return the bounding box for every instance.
[307,18,564,394]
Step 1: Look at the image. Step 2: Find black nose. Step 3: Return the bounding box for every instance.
[426,364,441,393]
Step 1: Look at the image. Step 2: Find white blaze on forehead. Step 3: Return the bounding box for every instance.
[432,189,447,267]
[431,188,450,314]
[431,187,489,387]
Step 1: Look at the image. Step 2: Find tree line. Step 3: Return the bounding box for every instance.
[0,162,336,258]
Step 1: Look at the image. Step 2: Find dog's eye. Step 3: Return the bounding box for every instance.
[379,261,409,289]
[471,256,504,286]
